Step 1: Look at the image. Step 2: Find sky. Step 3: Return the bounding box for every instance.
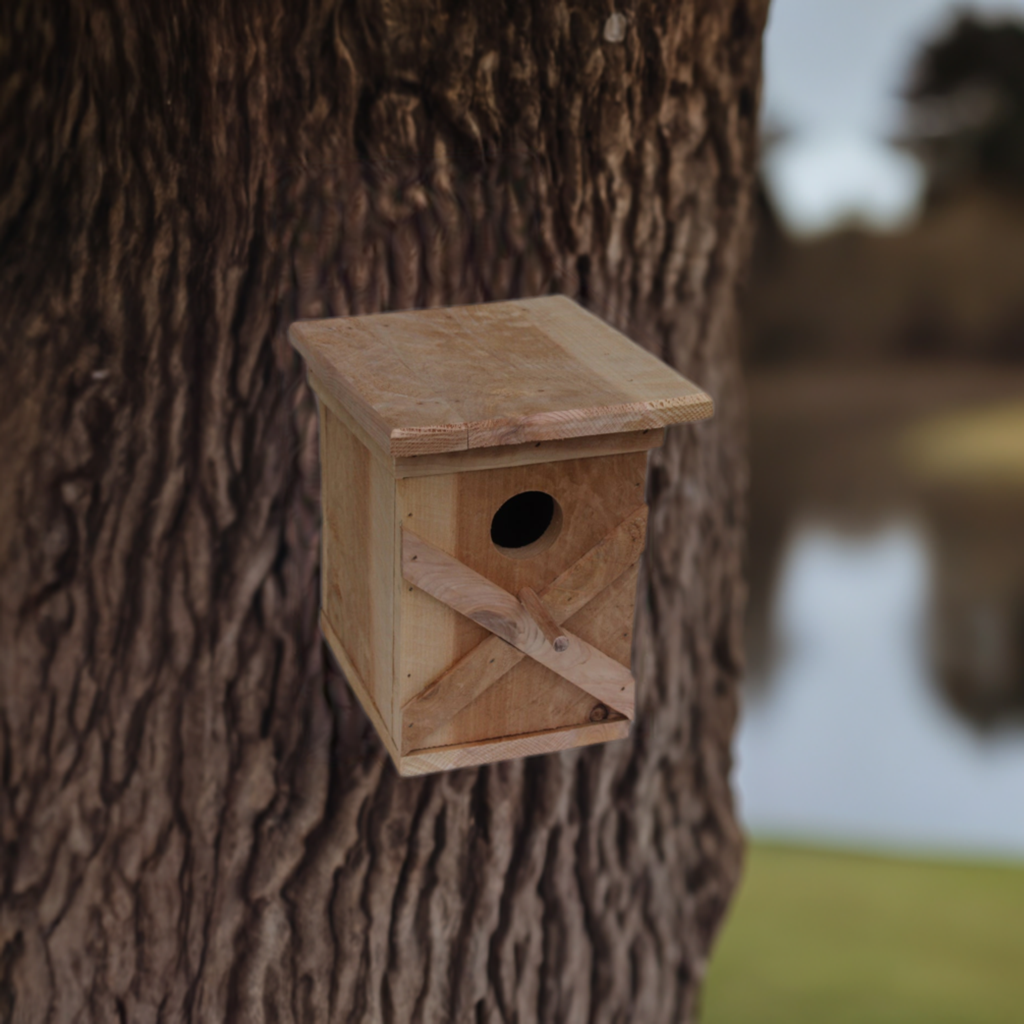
[762,0,1024,235]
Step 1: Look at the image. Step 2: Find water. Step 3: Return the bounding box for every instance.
[735,522,1024,858]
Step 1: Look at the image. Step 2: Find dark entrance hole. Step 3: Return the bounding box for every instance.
[490,490,562,557]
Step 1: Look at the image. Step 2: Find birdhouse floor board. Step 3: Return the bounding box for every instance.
[398,719,632,776]
[292,296,712,456]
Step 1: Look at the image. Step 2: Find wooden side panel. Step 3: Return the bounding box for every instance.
[321,613,401,768]
[396,450,648,746]
[320,404,397,740]
[320,403,371,682]
[310,372,392,470]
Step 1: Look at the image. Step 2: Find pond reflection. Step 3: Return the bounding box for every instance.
[736,522,1024,857]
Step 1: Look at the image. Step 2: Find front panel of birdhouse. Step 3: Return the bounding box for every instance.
[291,296,713,776]
[395,451,649,770]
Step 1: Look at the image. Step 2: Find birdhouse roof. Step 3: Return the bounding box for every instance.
[288,296,713,457]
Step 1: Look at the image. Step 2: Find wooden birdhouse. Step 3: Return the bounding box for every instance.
[289,297,713,776]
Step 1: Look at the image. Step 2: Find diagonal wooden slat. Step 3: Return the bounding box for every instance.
[400,505,648,752]
[518,586,569,651]
[403,531,636,717]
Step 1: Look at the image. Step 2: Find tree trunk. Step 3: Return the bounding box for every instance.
[0,2,764,1021]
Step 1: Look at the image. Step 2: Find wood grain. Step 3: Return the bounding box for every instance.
[518,587,569,651]
[395,452,648,736]
[400,719,631,775]
[320,613,402,766]
[290,297,714,456]
[317,400,649,757]
[403,530,636,718]
[393,428,665,478]
[320,401,398,736]
[401,505,648,751]
[313,370,666,476]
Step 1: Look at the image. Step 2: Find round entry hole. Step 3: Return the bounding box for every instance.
[490,490,562,558]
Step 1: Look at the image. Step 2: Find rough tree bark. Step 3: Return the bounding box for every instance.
[0,2,765,1021]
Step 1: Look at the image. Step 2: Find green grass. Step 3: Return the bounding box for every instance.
[702,843,1024,1024]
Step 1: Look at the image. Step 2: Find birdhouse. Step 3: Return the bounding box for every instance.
[289,297,713,776]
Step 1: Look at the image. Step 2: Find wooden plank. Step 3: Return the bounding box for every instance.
[309,372,394,472]
[319,403,398,739]
[314,371,664,477]
[393,428,664,478]
[400,632,522,754]
[562,561,640,673]
[432,561,640,751]
[398,719,631,776]
[321,612,402,770]
[400,505,648,752]
[396,451,648,749]
[518,587,568,651]
[289,297,712,456]
[396,452,645,699]
[536,504,648,622]
[403,530,636,719]
[320,403,373,690]
[394,471,479,716]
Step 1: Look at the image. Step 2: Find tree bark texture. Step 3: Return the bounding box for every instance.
[0,2,764,1021]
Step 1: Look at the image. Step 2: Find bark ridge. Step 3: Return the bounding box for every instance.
[0,1,765,1020]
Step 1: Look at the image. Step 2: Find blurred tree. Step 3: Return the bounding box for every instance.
[905,16,1024,198]
[0,1,764,1020]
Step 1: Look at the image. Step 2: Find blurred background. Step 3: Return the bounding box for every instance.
[702,1,1024,1021]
